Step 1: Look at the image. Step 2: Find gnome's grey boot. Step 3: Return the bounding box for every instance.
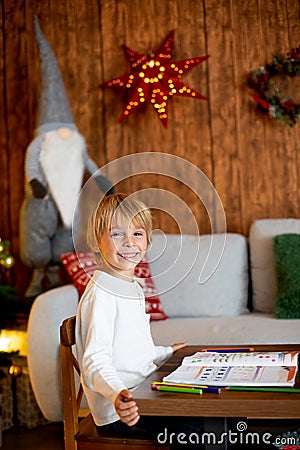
[45,264,61,290]
[25,267,45,298]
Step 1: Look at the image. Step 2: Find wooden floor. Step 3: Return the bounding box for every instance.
[1,422,64,450]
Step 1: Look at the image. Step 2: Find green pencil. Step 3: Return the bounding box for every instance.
[155,386,203,394]
[226,386,300,393]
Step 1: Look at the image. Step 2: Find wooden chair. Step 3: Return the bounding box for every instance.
[60,316,169,450]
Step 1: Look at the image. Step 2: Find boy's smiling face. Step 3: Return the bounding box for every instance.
[99,214,148,281]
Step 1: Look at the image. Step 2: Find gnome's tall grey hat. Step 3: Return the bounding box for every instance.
[34,16,77,134]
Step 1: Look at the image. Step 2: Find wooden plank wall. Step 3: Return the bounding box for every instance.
[1,0,300,293]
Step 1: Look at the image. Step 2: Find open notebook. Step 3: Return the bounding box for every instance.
[163,351,299,387]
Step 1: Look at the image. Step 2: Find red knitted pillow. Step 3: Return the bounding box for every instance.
[61,252,168,321]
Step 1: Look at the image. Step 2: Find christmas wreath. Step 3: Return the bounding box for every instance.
[248,47,300,126]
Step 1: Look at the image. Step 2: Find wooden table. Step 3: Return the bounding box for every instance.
[134,345,300,419]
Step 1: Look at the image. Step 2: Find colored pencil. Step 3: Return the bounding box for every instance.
[151,383,220,394]
[225,386,300,393]
[153,386,203,394]
[152,381,209,389]
[201,347,254,353]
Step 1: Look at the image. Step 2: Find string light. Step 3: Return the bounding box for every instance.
[0,238,15,269]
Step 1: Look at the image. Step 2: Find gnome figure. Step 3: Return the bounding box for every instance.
[20,17,113,298]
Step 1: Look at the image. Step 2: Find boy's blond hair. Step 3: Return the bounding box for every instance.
[87,193,152,260]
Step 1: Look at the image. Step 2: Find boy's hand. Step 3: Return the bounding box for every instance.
[114,389,139,426]
[171,342,187,352]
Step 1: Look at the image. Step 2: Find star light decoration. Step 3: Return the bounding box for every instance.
[99,30,209,127]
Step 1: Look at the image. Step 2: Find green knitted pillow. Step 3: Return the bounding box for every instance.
[273,233,300,319]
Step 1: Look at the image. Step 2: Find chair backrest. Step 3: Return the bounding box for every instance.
[60,316,165,450]
[60,316,83,450]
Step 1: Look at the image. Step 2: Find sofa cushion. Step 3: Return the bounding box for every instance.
[274,233,300,319]
[134,257,168,320]
[61,252,98,296]
[147,233,249,317]
[150,313,300,345]
[249,219,300,313]
[61,252,168,321]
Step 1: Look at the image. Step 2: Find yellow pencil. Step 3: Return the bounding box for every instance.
[152,381,209,389]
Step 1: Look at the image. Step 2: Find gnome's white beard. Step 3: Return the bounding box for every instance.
[40,130,85,228]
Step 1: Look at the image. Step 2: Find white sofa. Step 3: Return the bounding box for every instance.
[27,219,300,423]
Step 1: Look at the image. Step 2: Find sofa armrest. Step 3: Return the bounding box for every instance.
[27,284,79,422]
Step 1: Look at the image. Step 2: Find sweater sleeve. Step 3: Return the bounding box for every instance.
[82,147,100,175]
[82,148,114,194]
[153,345,173,367]
[77,289,127,405]
[25,134,46,182]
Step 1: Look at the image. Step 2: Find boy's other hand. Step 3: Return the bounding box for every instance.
[171,342,187,352]
[114,389,139,426]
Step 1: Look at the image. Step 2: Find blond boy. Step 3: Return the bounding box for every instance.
[76,193,185,432]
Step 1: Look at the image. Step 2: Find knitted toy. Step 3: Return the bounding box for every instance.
[19,17,113,298]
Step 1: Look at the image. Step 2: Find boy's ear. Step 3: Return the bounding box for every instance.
[86,224,101,253]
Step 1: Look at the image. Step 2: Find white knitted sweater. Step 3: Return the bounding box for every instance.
[75,270,173,426]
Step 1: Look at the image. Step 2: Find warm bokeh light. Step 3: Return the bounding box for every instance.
[0,330,27,356]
